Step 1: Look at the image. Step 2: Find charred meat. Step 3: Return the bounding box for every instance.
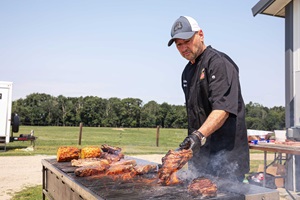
[187,177,217,198]
[101,144,122,154]
[134,164,158,175]
[101,152,124,163]
[57,146,80,162]
[100,144,124,162]
[106,159,137,175]
[74,164,109,177]
[158,149,193,185]
[71,158,110,167]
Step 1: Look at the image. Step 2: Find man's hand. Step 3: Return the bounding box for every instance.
[179,134,201,150]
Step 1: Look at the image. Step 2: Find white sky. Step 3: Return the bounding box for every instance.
[0,0,285,108]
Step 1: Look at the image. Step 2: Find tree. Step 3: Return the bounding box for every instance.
[171,105,187,128]
[120,98,142,127]
[20,93,54,125]
[57,95,73,126]
[265,106,285,130]
[158,102,171,128]
[103,97,123,127]
[68,97,84,126]
[11,93,286,129]
[80,96,107,126]
[140,100,160,127]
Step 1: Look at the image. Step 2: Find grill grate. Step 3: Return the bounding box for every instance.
[49,159,245,200]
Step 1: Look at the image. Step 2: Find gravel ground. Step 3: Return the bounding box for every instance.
[0,154,298,200]
[0,155,55,200]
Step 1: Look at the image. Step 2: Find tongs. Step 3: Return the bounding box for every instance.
[174,147,184,152]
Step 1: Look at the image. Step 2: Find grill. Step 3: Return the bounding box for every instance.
[42,157,279,200]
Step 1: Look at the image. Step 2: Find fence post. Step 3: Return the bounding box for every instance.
[78,122,83,145]
[156,126,160,147]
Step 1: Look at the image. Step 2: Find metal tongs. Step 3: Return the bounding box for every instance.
[174,147,182,152]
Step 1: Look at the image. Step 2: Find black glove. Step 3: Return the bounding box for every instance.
[179,134,201,150]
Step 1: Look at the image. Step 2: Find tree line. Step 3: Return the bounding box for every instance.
[12,93,285,131]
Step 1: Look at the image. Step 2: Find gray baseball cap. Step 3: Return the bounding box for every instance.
[168,16,200,47]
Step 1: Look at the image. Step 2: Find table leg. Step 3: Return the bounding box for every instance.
[263,151,267,187]
[43,166,45,200]
[293,155,296,192]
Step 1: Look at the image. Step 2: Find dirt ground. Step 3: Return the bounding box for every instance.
[0,154,298,200]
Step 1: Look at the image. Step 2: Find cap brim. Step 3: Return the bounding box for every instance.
[168,32,196,47]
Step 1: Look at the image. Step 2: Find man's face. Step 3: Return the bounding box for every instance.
[174,30,205,63]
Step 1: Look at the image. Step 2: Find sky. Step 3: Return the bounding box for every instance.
[0,0,285,108]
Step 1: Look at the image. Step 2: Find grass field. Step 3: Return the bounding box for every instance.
[3,126,263,156]
[3,126,188,156]
[11,185,42,200]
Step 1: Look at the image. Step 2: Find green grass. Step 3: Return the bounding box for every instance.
[2,126,187,156]
[11,185,42,200]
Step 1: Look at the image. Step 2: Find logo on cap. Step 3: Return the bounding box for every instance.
[174,22,183,32]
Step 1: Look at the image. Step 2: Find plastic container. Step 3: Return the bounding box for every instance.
[274,130,286,142]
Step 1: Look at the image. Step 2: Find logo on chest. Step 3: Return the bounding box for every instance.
[200,68,205,80]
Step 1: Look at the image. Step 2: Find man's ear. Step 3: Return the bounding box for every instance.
[198,30,204,39]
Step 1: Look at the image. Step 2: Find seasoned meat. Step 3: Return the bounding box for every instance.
[106,164,135,175]
[109,159,137,167]
[57,146,80,162]
[100,144,124,162]
[158,149,193,185]
[74,164,108,177]
[101,144,122,154]
[81,146,101,159]
[116,171,137,181]
[101,152,124,163]
[187,177,217,198]
[134,164,158,175]
[106,159,137,175]
[71,158,110,167]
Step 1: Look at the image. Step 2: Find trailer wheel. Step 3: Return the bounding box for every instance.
[11,114,20,133]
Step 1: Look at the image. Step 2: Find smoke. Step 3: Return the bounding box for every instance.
[176,149,250,194]
[210,150,239,178]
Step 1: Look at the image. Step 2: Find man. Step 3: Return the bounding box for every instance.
[168,16,249,182]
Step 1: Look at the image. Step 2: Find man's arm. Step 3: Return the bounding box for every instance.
[179,109,229,150]
[198,110,229,137]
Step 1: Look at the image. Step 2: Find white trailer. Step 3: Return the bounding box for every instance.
[0,81,13,151]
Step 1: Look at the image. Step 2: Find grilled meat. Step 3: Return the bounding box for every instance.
[109,159,137,167]
[101,144,122,154]
[100,144,124,162]
[106,164,135,175]
[80,146,101,159]
[101,152,124,163]
[73,159,136,177]
[106,159,137,175]
[158,149,193,185]
[74,164,109,177]
[71,158,110,167]
[57,146,80,162]
[134,164,157,175]
[187,177,217,198]
[115,171,137,181]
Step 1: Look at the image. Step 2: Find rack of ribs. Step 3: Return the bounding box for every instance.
[100,144,124,162]
[158,149,193,185]
[187,177,217,198]
[71,158,110,167]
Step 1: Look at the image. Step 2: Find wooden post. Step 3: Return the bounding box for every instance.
[78,122,83,145]
[156,126,160,147]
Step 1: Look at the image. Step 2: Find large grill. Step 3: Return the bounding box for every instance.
[42,157,279,200]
